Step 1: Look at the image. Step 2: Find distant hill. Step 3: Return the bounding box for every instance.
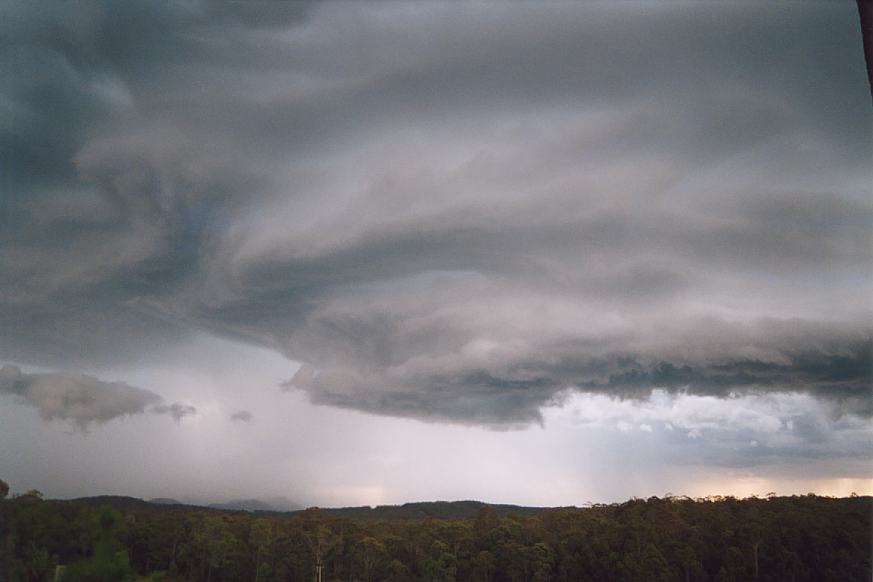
[264,496,303,512]
[72,495,300,514]
[148,497,184,505]
[73,496,207,512]
[290,500,548,520]
[72,495,165,510]
[68,496,545,518]
[208,499,277,512]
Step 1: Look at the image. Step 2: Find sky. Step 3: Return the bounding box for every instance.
[0,1,871,507]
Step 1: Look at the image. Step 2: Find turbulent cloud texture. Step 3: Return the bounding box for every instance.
[0,364,161,428]
[1,1,870,427]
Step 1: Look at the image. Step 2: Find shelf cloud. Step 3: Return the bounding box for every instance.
[1,1,870,429]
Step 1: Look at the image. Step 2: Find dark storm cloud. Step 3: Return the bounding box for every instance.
[595,335,872,401]
[1,1,871,426]
[283,316,871,425]
[0,0,313,367]
[0,364,161,428]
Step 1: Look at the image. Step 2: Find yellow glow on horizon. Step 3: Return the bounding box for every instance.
[686,474,873,499]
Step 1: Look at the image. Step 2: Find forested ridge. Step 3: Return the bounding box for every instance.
[0,481,869,581]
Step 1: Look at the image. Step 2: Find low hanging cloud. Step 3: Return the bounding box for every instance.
[230,410,253,423]
[0,364,196,428]
[1,1,870,428]
[280,313,871,426]
[152,402,197,423]
[0,364,161,429]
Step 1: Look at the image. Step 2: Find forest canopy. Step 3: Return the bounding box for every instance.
[0,485,869,582]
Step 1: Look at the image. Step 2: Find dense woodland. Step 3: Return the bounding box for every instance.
[0,480,869,582]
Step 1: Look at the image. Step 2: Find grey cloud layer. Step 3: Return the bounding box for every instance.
[1,1,870,426]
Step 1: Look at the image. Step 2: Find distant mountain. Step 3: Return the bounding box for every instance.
[264,496,303,512]
[290,500,547,520]
[208,499,277,512]
[148,497,184,505]
[68,496,544,519]
[71,495,299,513]
[72,495,158,509]
[73,496,211,512]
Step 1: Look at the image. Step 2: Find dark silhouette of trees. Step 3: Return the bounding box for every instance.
[0,485,869,581]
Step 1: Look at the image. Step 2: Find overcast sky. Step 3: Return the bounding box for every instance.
[1,1,871,507]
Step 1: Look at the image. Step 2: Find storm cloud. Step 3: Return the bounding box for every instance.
[0,364,161,428]
[1,1,870,428]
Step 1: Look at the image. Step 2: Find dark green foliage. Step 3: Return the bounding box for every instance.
[62,511,133,582]
[291,501,545,521]
[0,491,870,581]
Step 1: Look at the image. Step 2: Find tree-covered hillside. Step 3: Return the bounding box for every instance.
[0,483,869,581]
